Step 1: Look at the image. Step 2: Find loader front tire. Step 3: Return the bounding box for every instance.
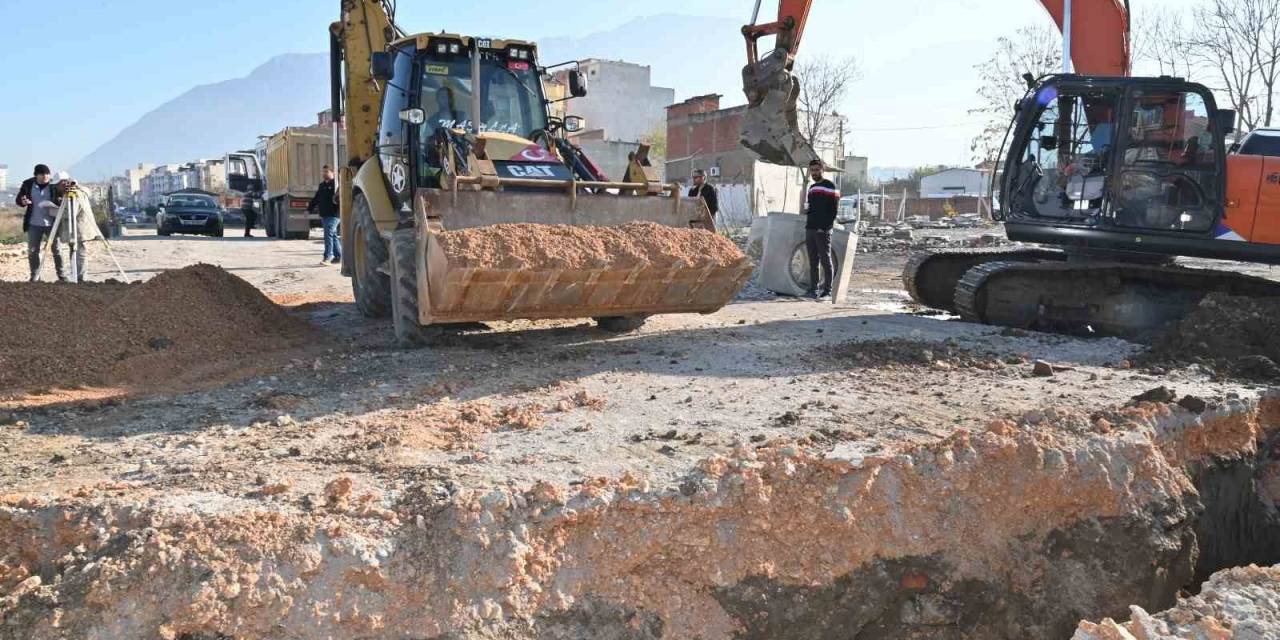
[390,227,436,347]
[352,193,390,319]
[594,315,648,333]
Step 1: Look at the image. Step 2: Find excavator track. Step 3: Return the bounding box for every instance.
[903,247,1066,313]
[955,261,1280,339]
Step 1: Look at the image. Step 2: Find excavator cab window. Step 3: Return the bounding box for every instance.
[1007,86,1121,223]
[1112,89,1219,233]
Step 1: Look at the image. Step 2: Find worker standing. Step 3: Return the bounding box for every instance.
[804,159,839,301]
[15,164,66,282]
[310,165,341,265]
[242,199,258,238]
[688,169,719,228]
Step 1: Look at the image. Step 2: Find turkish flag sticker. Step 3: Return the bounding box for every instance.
[512,145,555,162]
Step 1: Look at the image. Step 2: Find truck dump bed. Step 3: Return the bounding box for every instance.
[265,126,346,200]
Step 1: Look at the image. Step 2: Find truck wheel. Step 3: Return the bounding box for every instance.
[390,228,437,347]
[352,193,391,318]
[594,315,648,333]
[274,204,287,239]
[264,202,277,237]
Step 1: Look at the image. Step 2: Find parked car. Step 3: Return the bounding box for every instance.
[221,208,246,225]
[1232,128,1280,156]
[157,194,224,237]
[122,213,142,225]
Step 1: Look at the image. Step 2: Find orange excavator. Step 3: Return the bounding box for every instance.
[743,0,1280,338]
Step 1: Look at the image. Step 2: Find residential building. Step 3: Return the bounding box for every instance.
[188,159,226,194]
[125,163,155,198]
[140,165,189,207]
[557,59,675,143]
[665,94,846,228]
[550,59,675,181]
[109,176,132,205]
[0,164,8,192]
[840,155,870,192]
[919,168,990,199]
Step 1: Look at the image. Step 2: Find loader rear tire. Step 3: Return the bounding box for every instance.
[390,228,436,347]
[595,315,648,333]
[351,193,390,319]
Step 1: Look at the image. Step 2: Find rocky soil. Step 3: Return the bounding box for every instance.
[1075,564,1280,639]
[2,229,1280,638]
[1146,292,1280,382]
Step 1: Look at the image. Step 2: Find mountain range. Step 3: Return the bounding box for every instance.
[70,14,746,180]
[71,54,330,179]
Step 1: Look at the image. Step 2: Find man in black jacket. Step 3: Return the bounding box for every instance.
[688,169,719,228]
[804,159,840,301]
[309,166,341,264]
[15,164,66,282]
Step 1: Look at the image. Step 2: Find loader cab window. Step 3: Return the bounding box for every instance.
[1007,87,1120,223]
[1113,90,1218,232]
[416,51,548,139]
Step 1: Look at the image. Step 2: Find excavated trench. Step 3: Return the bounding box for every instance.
[1,395,1278,639]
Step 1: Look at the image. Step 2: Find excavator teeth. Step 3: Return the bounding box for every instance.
[739,51,821,167]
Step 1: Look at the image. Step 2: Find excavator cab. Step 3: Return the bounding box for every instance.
[1001,76,1236,251]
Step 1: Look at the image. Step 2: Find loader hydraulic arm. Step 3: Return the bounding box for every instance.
[331,0,397,170]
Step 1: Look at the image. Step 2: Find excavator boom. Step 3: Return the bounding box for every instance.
[739,0,1131,167]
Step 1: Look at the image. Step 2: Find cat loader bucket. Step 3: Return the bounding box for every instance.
[389,150,754,339]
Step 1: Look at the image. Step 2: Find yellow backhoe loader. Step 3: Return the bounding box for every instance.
[318,0,752,344]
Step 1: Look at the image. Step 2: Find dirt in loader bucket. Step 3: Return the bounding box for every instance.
[436,222,746,270]
[415,222,754,325]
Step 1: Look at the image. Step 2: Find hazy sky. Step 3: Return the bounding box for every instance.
[0,0,1203,179]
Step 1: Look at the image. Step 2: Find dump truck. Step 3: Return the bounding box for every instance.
[306,0,751,345]
[260,125,347,240]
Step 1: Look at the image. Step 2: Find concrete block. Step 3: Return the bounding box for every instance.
[758,212,858,301]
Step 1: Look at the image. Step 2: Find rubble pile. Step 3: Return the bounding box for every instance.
[0,264,315,395]
[830,338,1007,370]
[1075,564,1280,639]
[437,222,747,271]
[1145,293,1280,380]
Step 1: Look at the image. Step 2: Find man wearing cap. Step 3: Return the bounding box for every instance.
[804,159,840,301]
[15,164,66,282]
[688,169,719,228]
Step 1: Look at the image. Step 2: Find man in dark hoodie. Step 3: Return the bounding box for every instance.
[804,159,840,301]
[15,164,66,282]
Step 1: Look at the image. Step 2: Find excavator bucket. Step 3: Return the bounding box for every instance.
[409,187,754,326]
[740,50,821,167]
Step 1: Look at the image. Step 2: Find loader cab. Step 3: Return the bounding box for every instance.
[374,35,560,210]
[1002,76,1228,239]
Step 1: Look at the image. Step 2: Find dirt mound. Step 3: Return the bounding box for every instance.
[0,264,317,396]
[1145,293,1280,380]
[437,222,747,270]
[830,338,1009,370]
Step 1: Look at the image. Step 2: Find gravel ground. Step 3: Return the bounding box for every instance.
[0,226,1272,500]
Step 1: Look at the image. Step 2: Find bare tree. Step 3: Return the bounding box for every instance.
[1185,0,1280,129]
[794,55,860,155]
[968,25,1061,166]
[1131,7,1195,78]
